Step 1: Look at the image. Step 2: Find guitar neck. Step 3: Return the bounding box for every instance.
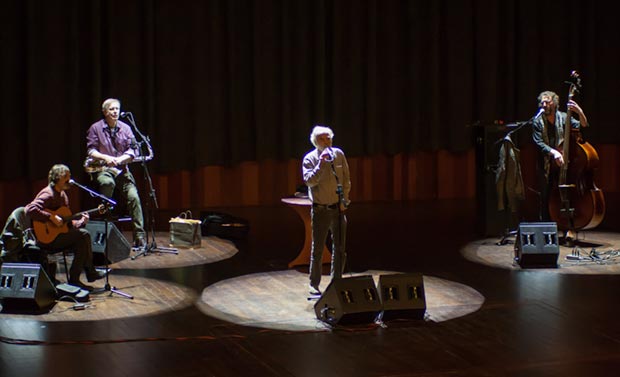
[61,207,102,222]
[61,212,84,223]
[562,110,572,158]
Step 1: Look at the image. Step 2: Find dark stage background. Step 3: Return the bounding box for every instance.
[1,0,619,224]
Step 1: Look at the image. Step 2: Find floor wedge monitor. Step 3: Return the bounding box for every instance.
[515,222,559,268]
[378,273,426,321]
[314,275,382,326]
[85,220,131,265]
[0,263,57,313]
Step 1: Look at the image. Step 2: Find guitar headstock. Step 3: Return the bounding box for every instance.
[97,204,108,214]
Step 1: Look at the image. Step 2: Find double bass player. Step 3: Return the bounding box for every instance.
[532,89,589,245]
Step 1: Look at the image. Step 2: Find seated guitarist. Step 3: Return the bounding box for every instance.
[25,164,106,290]
[86,98,146,249]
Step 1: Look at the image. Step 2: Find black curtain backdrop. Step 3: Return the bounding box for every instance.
[1,0,618,181]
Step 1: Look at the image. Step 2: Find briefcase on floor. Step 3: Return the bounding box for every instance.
[169,211,202,247]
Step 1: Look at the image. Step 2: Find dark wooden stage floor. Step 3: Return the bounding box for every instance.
[3,199,620,377]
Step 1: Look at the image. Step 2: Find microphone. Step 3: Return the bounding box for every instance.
[326,147,335,162]
[120,112,131,118]
[533,107,544,119]
[68,179,86,189]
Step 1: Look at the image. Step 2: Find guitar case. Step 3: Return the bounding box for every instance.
[200,212,249,240]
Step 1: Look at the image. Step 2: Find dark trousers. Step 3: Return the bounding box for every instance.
[93,170,145,240]
[539,168,559,222]
[43,227,94,281]
[309,206,347,288]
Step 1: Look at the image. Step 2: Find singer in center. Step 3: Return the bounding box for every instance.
[302,125,351,296]
[85,98,146,249]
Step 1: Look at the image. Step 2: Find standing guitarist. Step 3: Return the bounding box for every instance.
[25,164,105,290]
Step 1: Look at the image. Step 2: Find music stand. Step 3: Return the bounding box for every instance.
[121,112,178,260]
[70,180,133,299]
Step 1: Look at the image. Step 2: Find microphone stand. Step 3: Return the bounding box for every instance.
[70,180,133,299]
[122,113,178,259]
[493,109,544,146]
[327,148,347,277]
[70,179,116,208]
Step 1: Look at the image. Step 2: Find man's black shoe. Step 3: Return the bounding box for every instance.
[309,285,321,296]
[134,236,146,248]
[86,270,106,282]
[562,230,577,247]
[563,236,575,248]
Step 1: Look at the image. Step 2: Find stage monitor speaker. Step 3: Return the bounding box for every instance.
[0,263,57,313]
[515,222,559,268]
[314,275,382,326]
[377,273,426,321]
[85,221,131,265]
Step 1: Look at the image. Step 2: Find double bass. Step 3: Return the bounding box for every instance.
[549,71,605,231]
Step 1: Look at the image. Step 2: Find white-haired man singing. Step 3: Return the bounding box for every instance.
[302,125,351,296]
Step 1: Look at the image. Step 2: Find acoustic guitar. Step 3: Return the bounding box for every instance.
[33,205,106,244]
[83,156,123,176]
[83,143,154,174]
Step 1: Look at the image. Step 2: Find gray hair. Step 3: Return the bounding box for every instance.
[101,98,121,112]
[537,91,559,107]
[310,125,334,148]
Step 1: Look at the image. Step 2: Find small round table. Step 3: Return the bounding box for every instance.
[281,197,331,268]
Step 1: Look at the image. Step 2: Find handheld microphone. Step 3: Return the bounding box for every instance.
[326,147,335,162]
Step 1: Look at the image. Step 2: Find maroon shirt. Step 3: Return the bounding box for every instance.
[25,185,85,228]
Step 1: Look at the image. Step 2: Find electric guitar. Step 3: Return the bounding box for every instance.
[32,205,106,244]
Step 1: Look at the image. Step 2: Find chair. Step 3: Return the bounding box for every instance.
[1,207,69,284]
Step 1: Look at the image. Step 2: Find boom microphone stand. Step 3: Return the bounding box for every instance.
[327,147,347,277]
[121,112,178,259]
[69,179,133,299]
